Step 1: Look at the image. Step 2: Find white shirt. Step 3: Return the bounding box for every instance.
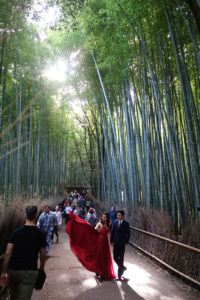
[54,211,62,225]
[118,220,123,227]
[65,206,72,214]
[87,213,96,221]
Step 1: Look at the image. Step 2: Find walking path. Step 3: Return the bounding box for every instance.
[32,225,200,300]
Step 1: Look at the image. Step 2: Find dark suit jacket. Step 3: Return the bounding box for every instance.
[110,219,130,245]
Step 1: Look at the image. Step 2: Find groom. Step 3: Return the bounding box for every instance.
[110,210,130,280]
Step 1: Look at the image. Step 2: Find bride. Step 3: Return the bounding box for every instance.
[66,211,116,280]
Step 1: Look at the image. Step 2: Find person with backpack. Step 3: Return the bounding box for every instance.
[87,208,96,227]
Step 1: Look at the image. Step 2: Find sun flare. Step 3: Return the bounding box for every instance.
[43,59,68,81]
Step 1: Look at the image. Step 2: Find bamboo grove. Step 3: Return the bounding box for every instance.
[58,0,200,227]
[0,0,74,208]
[0,0,200,228]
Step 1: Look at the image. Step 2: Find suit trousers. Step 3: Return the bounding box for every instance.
[113,244,125,277]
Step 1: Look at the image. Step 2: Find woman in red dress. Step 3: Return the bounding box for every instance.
[66,211,116,280]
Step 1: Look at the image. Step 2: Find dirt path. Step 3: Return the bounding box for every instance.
[32,225,200,300]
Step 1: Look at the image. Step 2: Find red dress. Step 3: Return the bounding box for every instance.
[66,212,116,280]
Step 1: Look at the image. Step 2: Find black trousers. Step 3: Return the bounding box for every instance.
[65,213,70,224]
[113,244,125,277]
[52,226,58,241]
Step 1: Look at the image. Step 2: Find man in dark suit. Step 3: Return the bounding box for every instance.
[110,210,130,280]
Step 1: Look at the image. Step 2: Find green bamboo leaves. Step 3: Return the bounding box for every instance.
[60,0,200,227]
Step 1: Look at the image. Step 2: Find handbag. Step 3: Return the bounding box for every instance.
[34,269,46,290]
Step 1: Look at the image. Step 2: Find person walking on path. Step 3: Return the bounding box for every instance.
[37,205,59,254]
[78,207,86,219]
[87,208,96,227]
[64,203,72,224]
[110,210,130,281]
[52,205,62,243]
[72,205,77,215]
[79,196,85,209]
[85,196,91,212]
[108,206,117,227]
[0,206,46,300]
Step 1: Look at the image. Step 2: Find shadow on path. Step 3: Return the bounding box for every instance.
[73,280,145,300]
[121,281,145,300]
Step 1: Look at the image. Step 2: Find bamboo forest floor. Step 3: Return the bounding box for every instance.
[32,224,200,300]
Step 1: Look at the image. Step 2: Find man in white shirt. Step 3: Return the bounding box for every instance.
[52,206,62,243]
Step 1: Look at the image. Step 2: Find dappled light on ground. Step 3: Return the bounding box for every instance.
[82,278,98,288]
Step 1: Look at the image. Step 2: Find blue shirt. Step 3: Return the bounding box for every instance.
[37,212,58,232]
[109,211,117,223]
